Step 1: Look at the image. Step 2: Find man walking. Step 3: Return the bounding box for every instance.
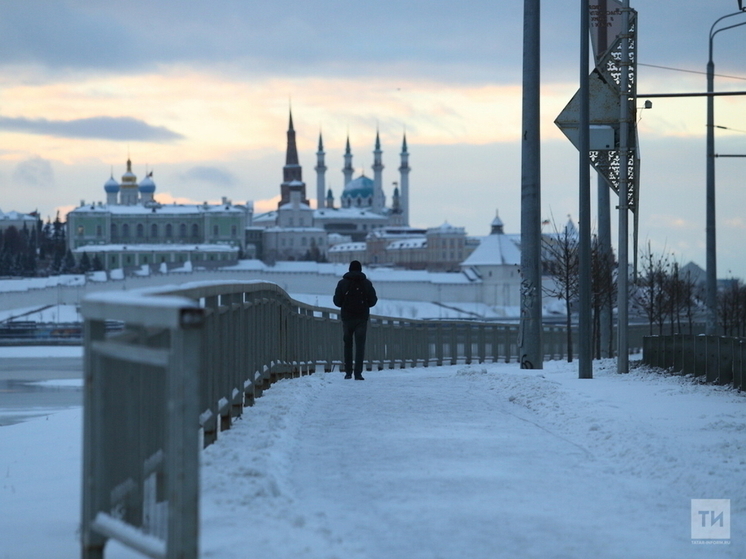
[333,260,378,380]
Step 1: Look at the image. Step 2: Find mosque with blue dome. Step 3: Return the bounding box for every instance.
[252,111,414,261]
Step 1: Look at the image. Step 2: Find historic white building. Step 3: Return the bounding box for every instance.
[67,159,248,271]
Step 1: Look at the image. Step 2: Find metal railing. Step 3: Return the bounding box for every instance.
[642,334,745,390]
[80,280,650,558]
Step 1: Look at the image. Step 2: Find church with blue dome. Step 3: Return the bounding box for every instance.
[66,158,248,271]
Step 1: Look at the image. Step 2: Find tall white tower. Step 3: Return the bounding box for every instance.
[342,135,354,187]
[398,133,410,226]
[372,130,385,212]
[314,132,327,209]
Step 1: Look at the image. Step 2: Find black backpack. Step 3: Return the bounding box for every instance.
[343,279,368,315]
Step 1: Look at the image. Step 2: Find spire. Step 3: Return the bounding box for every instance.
[372,129,384,212]
[398,131,411,226]
[280,108,306,208]
[285,109,299,166]
[343,134,354,186]
[491,209,504,235]
[315,130,327,210]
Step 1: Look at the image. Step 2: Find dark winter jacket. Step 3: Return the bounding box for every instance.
[333,270,378,320]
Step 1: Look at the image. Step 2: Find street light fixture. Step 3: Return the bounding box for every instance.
[705,6,746,334]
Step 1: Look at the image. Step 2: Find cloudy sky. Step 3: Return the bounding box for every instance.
[1,1,745,279]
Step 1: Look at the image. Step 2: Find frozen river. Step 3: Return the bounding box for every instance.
[0,348,82,426]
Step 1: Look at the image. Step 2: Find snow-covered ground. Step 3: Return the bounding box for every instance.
[1,354,743,558]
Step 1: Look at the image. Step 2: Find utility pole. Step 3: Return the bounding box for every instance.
[617,0,631,374]
[578,0,593,379]
[519,0,543,370]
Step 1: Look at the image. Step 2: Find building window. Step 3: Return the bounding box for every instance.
[213,224,219,236]
[77,225,84,237]
[122,224,130,238]
[180,224,187,238]
[136,224,144,238]
[301,237,307,246]
[96,225,102,237]
[231,225,237,238]
[110,256,116,265]
[192,224,199,238]
[111,224,118,238]
[165,224,173,238]
[151,224,158,238]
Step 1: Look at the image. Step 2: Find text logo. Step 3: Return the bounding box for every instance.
[691,499,731,544]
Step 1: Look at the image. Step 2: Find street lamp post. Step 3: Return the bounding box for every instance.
[706,6,746,335]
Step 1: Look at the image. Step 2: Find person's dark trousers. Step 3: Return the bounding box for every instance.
[343,317,368,377]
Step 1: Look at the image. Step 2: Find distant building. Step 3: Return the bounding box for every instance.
[251,111,417,261]
[252,111,473,271]
[67,159,247,271]
[328,223,474,272]
[0,209,37,235]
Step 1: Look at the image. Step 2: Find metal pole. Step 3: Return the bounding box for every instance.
[597,172,612,358]
[706,28,717,335]
[617,0,631,374]
[705,11,746,335]
[578,0,592,379]
[519,0,543,369]
[595,0,612,360]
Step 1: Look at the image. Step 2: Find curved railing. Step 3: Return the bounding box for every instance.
[79,280,643,558]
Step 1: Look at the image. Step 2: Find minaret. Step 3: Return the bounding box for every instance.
[314,132,327,210]
[342,135,354,187]
[279,110,307,208]
[372,130,385,212]
[398,133,411,226]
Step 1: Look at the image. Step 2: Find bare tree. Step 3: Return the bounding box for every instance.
[719,278,746,337]
[542,217,579,362]
[633,243,672,335]
[591,234,617,358]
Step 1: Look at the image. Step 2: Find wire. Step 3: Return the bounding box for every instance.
[639,62,746,82]
[715,125,746,134]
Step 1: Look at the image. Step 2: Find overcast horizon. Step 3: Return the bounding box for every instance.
[1,1,745,278]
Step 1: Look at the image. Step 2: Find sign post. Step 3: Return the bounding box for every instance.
[555,0,638,374]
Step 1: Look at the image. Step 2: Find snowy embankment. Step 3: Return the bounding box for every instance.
[1,359,744,558]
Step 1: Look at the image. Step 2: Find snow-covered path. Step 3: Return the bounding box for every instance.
[2,358,744,558]
[197,362,745,559]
